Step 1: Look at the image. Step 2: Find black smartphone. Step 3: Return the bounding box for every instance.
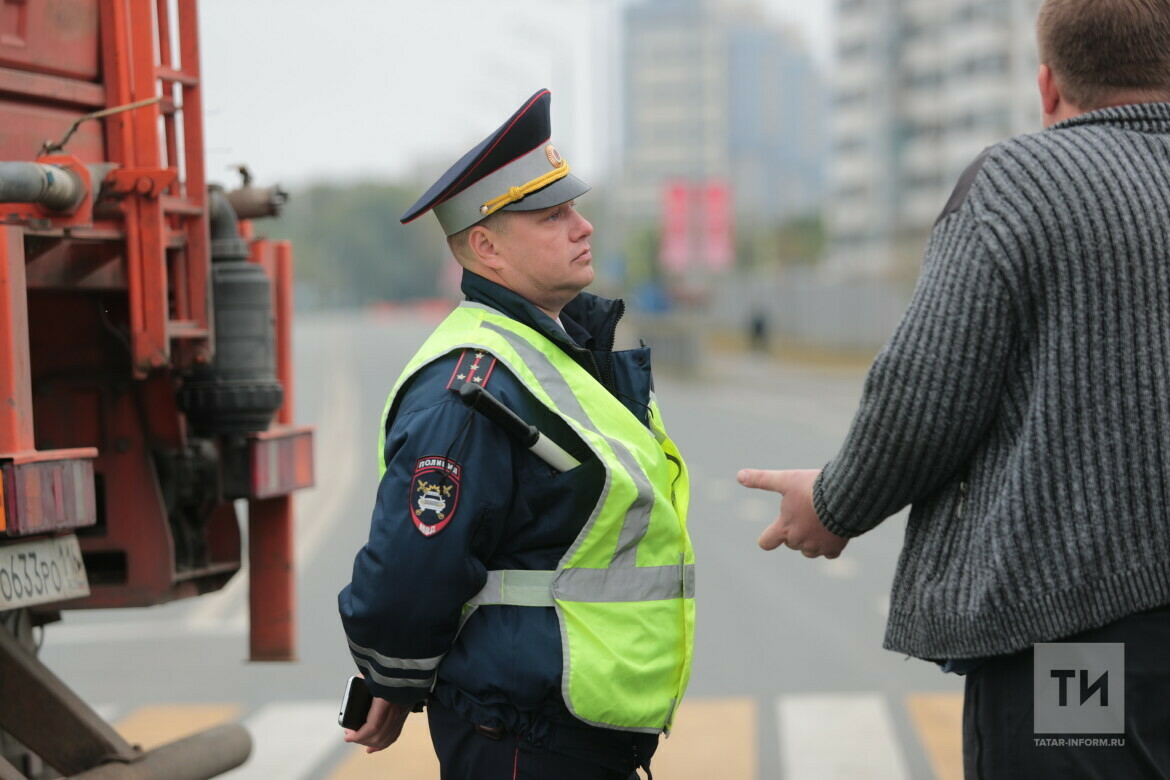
[338,675,373,730]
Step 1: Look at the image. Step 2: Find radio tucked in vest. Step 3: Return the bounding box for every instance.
[379,302,695,733]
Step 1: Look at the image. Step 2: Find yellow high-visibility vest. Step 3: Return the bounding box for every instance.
[380,301,695,733]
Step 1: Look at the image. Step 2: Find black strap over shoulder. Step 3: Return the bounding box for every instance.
[935,146,993,227]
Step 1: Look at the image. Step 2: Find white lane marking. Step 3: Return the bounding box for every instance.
[778,693,910,780]
[220,701,342,780]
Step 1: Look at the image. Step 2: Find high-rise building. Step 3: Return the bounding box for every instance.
[619,0,827,242]
[827,0,1043,276]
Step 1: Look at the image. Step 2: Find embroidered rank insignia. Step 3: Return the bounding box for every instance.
[446,349,498,390]
[409,456,462,537]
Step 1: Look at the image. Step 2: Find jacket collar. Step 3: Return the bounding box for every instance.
[1050,101,1170,134]
[459,268,623,354]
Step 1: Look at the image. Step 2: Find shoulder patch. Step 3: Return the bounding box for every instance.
[446,349,498,390]
[409,456,462,537]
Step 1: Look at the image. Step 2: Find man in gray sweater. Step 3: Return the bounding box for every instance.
[738,0,1170,776]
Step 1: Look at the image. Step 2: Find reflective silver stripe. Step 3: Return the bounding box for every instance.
[468,569,556,607]
[478,315,657,568]
[346,636,443,672]
[354,658,435,689]
[469,565,696,606]
[554,563,696,603]
[663,698,679,737]
[607,437,653,568]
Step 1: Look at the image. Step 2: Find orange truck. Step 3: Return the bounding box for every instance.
[0,1,313,777]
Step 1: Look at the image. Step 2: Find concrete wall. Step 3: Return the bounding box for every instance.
[708,269,917,353]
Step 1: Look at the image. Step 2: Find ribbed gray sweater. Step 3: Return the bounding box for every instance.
[814,102,1170,660]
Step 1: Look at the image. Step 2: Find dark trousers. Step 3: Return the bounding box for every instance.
[963,605,1170,780]
[427,698,651,780]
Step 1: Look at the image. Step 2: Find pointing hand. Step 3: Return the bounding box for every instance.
[737,468,847,559]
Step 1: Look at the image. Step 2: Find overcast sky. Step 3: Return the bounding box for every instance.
[197,0,831,191]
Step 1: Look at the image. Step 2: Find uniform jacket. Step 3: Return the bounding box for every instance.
[339,269,655,742]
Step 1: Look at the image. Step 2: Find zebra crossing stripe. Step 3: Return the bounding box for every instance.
[93,693,963,779]
[653,697,757,779]
[778,693,911,780]
[905,692,964,780]
[220,701,343,779]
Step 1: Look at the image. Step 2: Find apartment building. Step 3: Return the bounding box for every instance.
[826,0,1043,276]
[619,0,826,236]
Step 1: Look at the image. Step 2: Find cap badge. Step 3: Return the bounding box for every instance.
[546,145,564,167]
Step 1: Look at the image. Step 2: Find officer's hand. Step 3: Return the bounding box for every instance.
[737,468,848,559]
[343,696,411,753]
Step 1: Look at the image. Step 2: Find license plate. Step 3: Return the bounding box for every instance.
[0,534,90,610]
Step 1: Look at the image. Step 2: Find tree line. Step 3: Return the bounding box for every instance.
[259,182,450,309]
[259,182,826,310]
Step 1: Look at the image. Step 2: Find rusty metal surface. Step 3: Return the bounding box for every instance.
[0,98,105,162]
[224,185,287,220]
[21,242,127,289]
[0,227,32,455]
[0,0,100,81]
[248,495,297,661]
[0,66,105,108]
[0,0,303,669]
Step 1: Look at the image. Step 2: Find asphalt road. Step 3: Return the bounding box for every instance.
[40,308,964,779]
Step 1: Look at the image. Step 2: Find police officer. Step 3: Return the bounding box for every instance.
[338,89,696,779]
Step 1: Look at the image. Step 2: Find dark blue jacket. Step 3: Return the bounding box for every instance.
[339,269,654,743]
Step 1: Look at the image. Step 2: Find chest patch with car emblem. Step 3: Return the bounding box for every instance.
[410,456,462,537]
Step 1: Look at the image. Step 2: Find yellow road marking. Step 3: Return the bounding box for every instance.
[115,704,242,751]
[905,692,964,780]
[328,711,438,779]
[654,697,757,780]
